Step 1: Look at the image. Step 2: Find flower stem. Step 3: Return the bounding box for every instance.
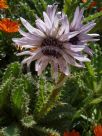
[35,73,67,122]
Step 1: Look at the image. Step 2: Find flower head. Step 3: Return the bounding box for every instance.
[88,1,97,10]
[64,130,80,136]
[69,6,99,56]
[82,0,87,3]
[94,125,102,136]
[0,18,19,33]
[12,5,98,80]
[0,0,8,9]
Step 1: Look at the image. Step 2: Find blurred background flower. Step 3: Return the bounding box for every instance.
[0,18,19,33]
[63,130,80,136]
[94,125,102,136]
[0,0,8,9]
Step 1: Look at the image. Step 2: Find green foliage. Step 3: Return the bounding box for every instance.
[34,75,54,120]
[21,115,36,128]
[0,125,20,136]
[0,0,102,135]
[83,11,102,23]
[0,62,62,135]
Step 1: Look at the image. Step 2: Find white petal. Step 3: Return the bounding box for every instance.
[19,28,28,37]
[17,51,34,56]
[88,34,99,37]
[12,37,42,46]
[74,56,90,62]
[80,22,96,33]
[36,18,46,33]
[84,46,93,56]
[58,58,70,76]
[20,17,35,33]
[61,51,85,67]
[71,7,80,28]
[43,12,52,29]
[50,61,59,81]
[58,13,69,36]
[68,31,79,39]
[20,17,46,38]
[21,45,35,49]
[75,8,84,29]
[64,44,85,52]
[22,56,32,64]
[47,5,58,24]
[35,56,48,75]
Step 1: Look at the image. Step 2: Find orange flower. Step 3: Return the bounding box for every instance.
[94,125,102,136]
[98,7,102,12]
[88,1,97,10]
[64,130,80,136]
[0,0,8,9]
[0,18,20,33]
[82,0,87,3]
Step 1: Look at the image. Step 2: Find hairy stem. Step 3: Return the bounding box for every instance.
[35,73,67,122]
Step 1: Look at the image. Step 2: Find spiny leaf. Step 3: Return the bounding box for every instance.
[0,77,13,109]
[33,126,61,136]
[21,115,36,128]
[3,62,21,81]
[34,75,54,116]
[11,84,30,117]
[90,96,102,105]
[83,11,102,23]
[1,125,20,136]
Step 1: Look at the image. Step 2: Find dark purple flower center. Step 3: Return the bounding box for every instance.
[69,36,79,45]
[41,37,62,58]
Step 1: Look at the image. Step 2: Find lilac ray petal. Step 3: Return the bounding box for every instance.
[79,33,99,42]
[74,55,91,62]
[58,31,78,41]
[21,45,35,49]
[20,17,35,33]
[21,56,32,64]
[20,17,46,38]
[22,49,43,67]
[65,49,91,62]
[71,7,80,28]
[47,5,58,24]
[43,12,52,29]
[53,15,59,29]
[57,15,69,37]
[80,22,96,33]
[71,53,91,62]
[19,29,44,41]
[61,13,69,34]
[36,18,46,33]
[17,51,34,56]
[19,29,29,37]
[12,37,42,46]
[51,62,59,81]
[59,49,84,67]
[84,46,93,56]
[35,56,49,75]
[88,34,99,37]
[68,31,79,39]
[75,8,84,29]
[63,44,85,52]
[13,37,41,44]
[59,33,69,41]
[58,58,70,76]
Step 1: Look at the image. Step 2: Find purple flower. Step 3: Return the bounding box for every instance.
[69,7,99,56]
[12,5,98,80]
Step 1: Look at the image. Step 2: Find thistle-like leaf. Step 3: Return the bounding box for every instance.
[21,115,36,128]
[1,125,20,136]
